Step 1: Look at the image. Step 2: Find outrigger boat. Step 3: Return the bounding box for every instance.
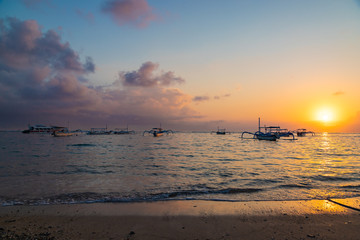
[143,127,173,137]
[262,126,294,138]
[295,129,315,137]
[241,118,295,141]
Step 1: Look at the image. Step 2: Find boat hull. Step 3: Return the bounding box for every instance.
[153,132,164,137]
[256,135,277,141]
[255,132,279,141]
[53,132,73,137]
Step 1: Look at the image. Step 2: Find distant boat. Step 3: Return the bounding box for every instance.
[113,127,135,135]
[143,127,173,137]
[22,124,63,134]
[52,128,74,137]
[211,127,230,135]
[295,129,315,137]
[87,128,111,135]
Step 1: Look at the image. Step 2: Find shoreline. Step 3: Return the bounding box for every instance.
[1,198,360,239]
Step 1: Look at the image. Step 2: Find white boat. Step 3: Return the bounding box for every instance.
[22,124,63,134]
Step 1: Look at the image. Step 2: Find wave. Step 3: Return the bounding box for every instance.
[67,143,97,147]
[339,184,360,189]
[310,175,354,182]
[2,190,359,207]
[278,184,312,189]
[0,188,263,206]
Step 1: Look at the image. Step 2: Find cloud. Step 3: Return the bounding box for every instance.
[0,18,198,129]
[193,94,231,102]
[83,57,95,73]
[119,61,185,87]
[214,94,231,100]
[193,96,210,102]
[333,91,345,96]
[101,0,157,28]
[0,18,93,74]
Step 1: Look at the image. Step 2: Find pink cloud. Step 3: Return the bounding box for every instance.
[119,61,185,87]
[0,18,94,73]
[101,0,157,28]
[193,94,231,102]
[193,96,210,102]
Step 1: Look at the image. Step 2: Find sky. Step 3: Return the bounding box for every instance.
[1,0,360,132]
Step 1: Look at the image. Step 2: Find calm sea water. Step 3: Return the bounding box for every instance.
[0,132,359,206]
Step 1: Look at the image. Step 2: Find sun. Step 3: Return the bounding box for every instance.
[316,108,335,123]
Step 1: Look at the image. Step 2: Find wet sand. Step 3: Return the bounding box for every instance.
[1,198,360,239]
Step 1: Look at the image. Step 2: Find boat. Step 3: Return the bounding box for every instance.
[262,126,295,139]
[241,118,295,141]
[295,129,315,137]
[22,124,64,134]
[113,127,135,135]
[52,128,74,137]
[143,127,173,137]
[253,132,279,141]
[211,127,230,135]
[87,128,112,135]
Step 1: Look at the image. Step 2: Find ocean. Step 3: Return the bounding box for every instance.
[0,132,359,206]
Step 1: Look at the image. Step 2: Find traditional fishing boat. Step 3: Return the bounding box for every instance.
[143,127,173,137]
[262,126,294,138]
[295,129,315,137]
[241,118,295,141]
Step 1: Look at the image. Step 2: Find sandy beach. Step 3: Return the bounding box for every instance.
[0,198,360,239]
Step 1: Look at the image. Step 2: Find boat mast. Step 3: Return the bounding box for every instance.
[258,117,260,133]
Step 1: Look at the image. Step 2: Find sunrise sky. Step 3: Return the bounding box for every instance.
[1,0,360,132]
